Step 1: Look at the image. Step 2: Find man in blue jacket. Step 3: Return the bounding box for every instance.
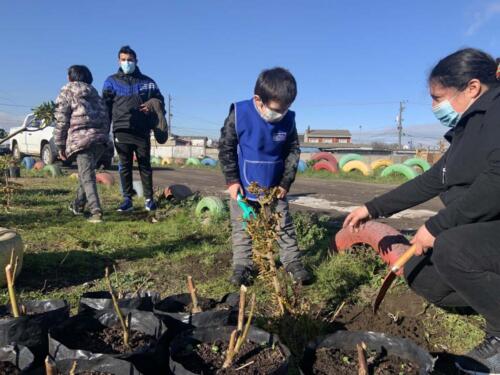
[103,45,165,212]
[218,67,311,286]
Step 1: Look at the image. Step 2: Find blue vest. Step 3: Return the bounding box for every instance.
[235,99,295,200]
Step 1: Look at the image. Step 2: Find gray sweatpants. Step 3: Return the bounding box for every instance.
[229,198,301,268]
[74,144,106,214]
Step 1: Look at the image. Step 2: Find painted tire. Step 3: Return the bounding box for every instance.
[312,160,338,173]
[333,221,410,276]
[311,152,338,168]
[21,157,36,170]
[195,196,226,218]
[186,157,201,166]
[201,158,217,167]
[164,184,193,200]
[297,160,307,173]
[381,164,418,180]
[370,159,393,171]
[33,161,45,171]
[0,228,24,287]
[42,164,62,177]
[403,157,431,172]
[338,153,363,169]
[96,172,115,186]
[161,158,173,166]
[150,156,162,166]
[342,160,372,176]
[174,158,186,165]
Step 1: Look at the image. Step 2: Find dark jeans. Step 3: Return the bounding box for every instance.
[403,220,500,336]
[74,144,106,214]
[115,138,153,199]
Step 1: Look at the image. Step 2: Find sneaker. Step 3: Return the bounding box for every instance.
[117,197,133,212]
[285,261,313,285]
[145,198,157,211]
[229,265,253,287]
[455,335,500,374]
[69,202,84,216]
[87,211,103,223]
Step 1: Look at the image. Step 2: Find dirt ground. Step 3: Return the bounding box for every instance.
[135,166,444,231]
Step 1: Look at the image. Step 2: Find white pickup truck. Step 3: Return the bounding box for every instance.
[9,113,113,167]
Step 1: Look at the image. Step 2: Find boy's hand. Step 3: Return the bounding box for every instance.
[58,150,67,161]
[228,183,243,200]
[343,205,371,232]
[277,186,288,199]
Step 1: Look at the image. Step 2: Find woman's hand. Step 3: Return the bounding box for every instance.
[410,224,435,256]
[343,205,371,232]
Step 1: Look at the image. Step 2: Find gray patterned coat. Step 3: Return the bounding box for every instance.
[54,81,110,158]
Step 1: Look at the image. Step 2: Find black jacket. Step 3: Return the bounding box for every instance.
[102,67,165,136]
[218,106,301,191]
[366,86,500,236]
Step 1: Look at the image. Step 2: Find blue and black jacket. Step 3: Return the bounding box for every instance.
[102,67,165,136]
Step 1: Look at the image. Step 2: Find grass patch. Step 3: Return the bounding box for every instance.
[0,174,483,358]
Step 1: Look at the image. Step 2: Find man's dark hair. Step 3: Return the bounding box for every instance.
[68,65,93,84]
[254,67,297,106]
[118,45,137,60]
[429,48,499,90]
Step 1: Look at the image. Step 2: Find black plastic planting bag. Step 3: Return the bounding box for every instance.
[52,357,143,375]
[169,325,291,375]
[302,330,435,375]
[0,344,35,372]
[0,300,69,363]
[153,293,237,333]
[78,291,160,313]
[49,308,168,375]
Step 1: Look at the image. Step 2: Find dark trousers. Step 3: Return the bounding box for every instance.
[403,220,500,336]
[114,138,153,199]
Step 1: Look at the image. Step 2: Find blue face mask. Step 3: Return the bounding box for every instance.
[432,99,461,128]
[120,61,136,74]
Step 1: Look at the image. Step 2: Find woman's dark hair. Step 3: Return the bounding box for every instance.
[118,45,137,60]
[68,65,93,84]
[254,67,297,107]
[429,48,499,90]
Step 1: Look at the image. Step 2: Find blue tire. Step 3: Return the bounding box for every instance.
[21,157,35,170]
[201,158,217,167]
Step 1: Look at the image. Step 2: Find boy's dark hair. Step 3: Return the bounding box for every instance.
[429,48,499,90]
[68,65,93,84]
[118,45,137,60]
[254,67,297,107]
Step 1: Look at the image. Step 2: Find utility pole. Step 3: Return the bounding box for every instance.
[397,101,405,150]
[167,94,173,138]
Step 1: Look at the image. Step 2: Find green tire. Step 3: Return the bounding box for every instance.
[195,196,226,218]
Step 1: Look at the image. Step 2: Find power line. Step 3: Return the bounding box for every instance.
[0,102,32,108]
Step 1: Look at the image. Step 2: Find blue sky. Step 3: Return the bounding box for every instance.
[0,0,499,146]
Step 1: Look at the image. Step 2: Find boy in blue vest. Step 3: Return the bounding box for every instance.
[218,67,311,286]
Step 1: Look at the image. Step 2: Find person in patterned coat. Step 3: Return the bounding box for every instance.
[54,65,111,223]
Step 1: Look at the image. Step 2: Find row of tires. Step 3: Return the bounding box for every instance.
[302,152,431,180]
[150,156,218,167]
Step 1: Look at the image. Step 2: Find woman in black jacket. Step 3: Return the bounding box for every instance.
[344,48,500,374]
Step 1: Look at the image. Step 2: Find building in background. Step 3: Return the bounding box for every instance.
[303,127,352,144]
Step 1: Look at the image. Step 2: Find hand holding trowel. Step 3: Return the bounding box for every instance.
[372,243,418,313]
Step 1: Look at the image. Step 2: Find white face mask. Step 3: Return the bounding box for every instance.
[262,106,288,123]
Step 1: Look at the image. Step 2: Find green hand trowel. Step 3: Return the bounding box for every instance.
[237,193,256,227]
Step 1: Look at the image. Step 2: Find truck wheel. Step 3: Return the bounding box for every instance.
[12,143,22,160]
[41,144,55,165]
